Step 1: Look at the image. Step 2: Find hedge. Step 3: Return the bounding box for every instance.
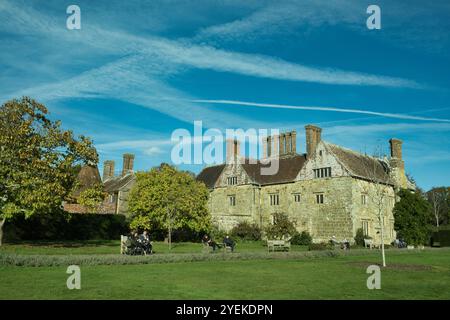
[430,229,450,247]
[3,212,129,241]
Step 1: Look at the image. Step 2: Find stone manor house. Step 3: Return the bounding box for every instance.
[197,125,415,244]
[64,153,136,215]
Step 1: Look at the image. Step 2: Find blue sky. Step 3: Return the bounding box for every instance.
[1,0,449,190]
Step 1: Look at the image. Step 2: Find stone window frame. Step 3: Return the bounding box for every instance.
[269,193,280,206]
[228,195,236,206]
[313,167,332,179]
[109,193,117,204]
[293,193,301,203]
[361,219,370,236]
[315,193,324,204]
[227,176,238,185]
[361,193,368,205]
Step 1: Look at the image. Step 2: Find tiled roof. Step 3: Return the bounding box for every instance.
[241,154,307,185]
[72,165,102,197]
[196,154,307,187]
[196,164,226,189]
[104,173,135,193]
[325,143,392,184]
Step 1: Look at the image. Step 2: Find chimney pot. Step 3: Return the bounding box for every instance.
[291,130,297,153]
[389,138,403,160]
[122,153,135,176]
[305,125,322,158]
[103,160,115,181]
[226,139,240,163]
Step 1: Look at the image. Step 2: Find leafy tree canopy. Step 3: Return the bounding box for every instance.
[77,183,106,212]
[128,163,210,234]
[394,189,432,245]
[0,97,98,222]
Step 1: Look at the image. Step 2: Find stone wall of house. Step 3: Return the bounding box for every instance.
[208,185,260,231]
[207,138,400,245]
[215,161,251,187]
[350,178,396,244]
[209,174,397,244]
[258,177,354,243]
[116,179,136,215]
[297,141,349,180]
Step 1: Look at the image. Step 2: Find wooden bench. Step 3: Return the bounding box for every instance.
[267,240,290,252]
[364,238,374,249]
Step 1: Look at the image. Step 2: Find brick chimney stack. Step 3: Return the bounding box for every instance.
[279,133,286,155]
[122,153,135,176]
[226,139,240,163]
[291,130,297,153]
[389,138,403,160]
[389,138,408,189]
[305,125,322,158]
[103,160,115,181]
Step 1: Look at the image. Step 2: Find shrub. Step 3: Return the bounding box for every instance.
[394,189,432,246]
[291,231,312,245]
[430,229,450,247]
[230,222,262,241]
[209,225,228,242]
[354,228,372,246]
[265,212,296,240]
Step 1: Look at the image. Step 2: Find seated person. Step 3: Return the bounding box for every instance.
[139,230,152,254]
[342,238,350,250]
[202,234,221,251]
[223,235,235,252]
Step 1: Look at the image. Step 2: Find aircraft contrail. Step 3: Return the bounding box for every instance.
[188,99,450,123]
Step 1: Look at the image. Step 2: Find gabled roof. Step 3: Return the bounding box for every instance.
[72,165,102,197]
[104,173,135,193]
[196,164,226,189]
[325,142,392,184]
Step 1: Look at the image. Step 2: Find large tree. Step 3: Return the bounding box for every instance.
[128,163,210,249]
[427,187,450,228]
[394,189,432,246]
[0,97,98,245]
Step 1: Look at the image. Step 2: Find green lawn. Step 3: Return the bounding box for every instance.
[0,241,449,299]
[0,240,308,255]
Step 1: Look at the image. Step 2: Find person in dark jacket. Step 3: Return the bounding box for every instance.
[223,235,235,252]
[202,234,221,251]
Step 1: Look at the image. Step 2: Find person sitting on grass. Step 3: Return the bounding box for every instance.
[223,235,235,252]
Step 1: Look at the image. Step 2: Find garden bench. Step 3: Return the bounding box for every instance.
[120,235,129,254]
[267,240,290,252]
[364,239,374,249]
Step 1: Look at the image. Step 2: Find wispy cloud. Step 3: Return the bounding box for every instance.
[188,99,450,123]
[194,0,450,54]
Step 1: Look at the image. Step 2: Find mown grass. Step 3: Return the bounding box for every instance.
[0,240,309,255]
[1,241,449,299]
[0,249,449,299]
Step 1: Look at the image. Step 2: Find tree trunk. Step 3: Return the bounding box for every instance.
[168,222,172,251]
[379,212,386,267]
[167,208,172,251]
[0,219,5,247]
